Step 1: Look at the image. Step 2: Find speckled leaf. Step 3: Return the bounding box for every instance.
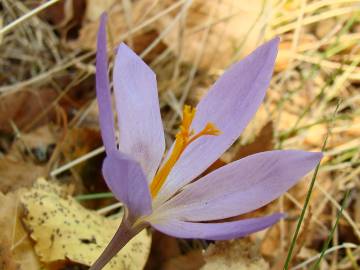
[21,178,151,270]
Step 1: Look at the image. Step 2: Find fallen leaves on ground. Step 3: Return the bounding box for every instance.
[233,121,274,160]
[0,125,57,193]
[69,0,166,62]
[155,0,273,70]
[0,158,46,193]
[0,190,42,270]
[40,0,86,39]
[60,127,107,200]
[163,250,205,270]
[21,178,151,269]
[201,239,269,270]
[0,88,58,134]
[202,121,274,176]
[144,231,181,270]
[9,125,57,162]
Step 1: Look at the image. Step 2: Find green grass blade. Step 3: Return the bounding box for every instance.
[282,150,324,270]
[283,103,340,269]
[310,190,351,270]
[75,192,114,201]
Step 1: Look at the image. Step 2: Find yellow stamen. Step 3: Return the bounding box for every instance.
[181,105,196,135]
[150,105,221,198]
[186,122,221,145]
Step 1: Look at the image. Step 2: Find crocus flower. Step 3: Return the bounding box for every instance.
[90,14,322,270]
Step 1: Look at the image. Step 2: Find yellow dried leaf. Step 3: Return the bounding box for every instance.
[21,179,151,269]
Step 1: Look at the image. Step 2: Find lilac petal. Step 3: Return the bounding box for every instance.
[113,43,165,181]
[156,38,280,203]
[102,150,152,218]
[151,213,283,240]
[157,150,322,221]
[96,14,116,153]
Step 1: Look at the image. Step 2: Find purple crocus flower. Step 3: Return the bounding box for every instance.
[90,14,322,270]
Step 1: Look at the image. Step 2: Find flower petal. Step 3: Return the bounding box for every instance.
[113,43,165,181]
[156,150,322,221]
[156,38,280,203]
[102,150,152,218]
[151,213,283,240]
[96,14,116,153]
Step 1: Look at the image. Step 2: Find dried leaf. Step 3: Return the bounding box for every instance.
[61,128,104,194]
[0,158,46,193]
[234,121,274,160]
[41,0,86,39]
[62,128,102,165]
[239,105,269,144]
[0,125,57,193]
[9,125,57,163]
[69,1,157,53]
[202,121,273,177]
[0,15,3,45]
[0,88,58,133]
[155,0,273,70]
[163,250,205,270]
[0,191,42,270]
[68,10,120,50]
[144,231,181,270]
[85,0,118,21]
[201,239,269,270]
[21,179,151,269]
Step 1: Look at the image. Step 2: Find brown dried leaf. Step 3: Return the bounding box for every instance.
[41,0,86,39]
[0,158,46,193]
[0,125,57,193]
[9,125,57,162]
[202,121,273,176]
[234,121,274,160]
[145,232,205,270]
[163,250,205,270]
[240,105,269,144]
[0,15,3,45]
[144,231,181,270]
[69,0,166,62]
[61,128,104,194]
[0,88,58,133]
[62,128,102,162]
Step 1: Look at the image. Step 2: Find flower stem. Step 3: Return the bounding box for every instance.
[89,217,146,270]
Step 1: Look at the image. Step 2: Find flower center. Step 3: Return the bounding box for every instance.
[150,105,221,198]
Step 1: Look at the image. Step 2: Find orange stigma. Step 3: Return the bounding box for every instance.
[150,105,221,198]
